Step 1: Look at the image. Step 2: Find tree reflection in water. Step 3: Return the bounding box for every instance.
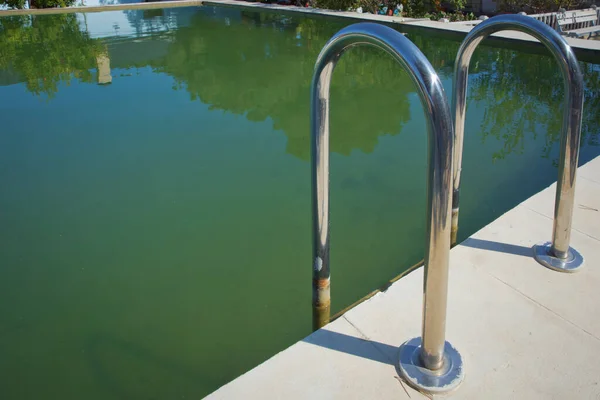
[0,14,105,97]
[0,8,597,160]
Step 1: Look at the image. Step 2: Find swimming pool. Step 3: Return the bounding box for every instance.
[0,5,599,398]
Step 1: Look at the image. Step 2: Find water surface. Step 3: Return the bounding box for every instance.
[0,6,599,399]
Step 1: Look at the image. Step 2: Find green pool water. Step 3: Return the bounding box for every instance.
[0,6,599,399]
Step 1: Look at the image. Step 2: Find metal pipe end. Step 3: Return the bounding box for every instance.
[451,208,459,247]
[312,303,330,331]
[533,242,584,273]
[312,278,331,330]
[397,337,464,395]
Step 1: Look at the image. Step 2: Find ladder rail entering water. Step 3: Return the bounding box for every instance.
[452,14,585,272]
[310,22,463,394]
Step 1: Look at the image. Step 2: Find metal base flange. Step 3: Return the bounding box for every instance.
[397,337,464,395]
[533,242,584,273]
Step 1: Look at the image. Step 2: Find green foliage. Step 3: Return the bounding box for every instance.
[399,0,474,19]
[0,14,105,97]
[400,0,431,16]
[449,0,467,11]
[1,0,27,9]
[420,10,476,20]
[498,0,589,13]
[312,0,383,13]
[312,0,356,11]
[30,0,76,8]
[0,0,75,9]
[355,0,381,13]
[312,0,472,18]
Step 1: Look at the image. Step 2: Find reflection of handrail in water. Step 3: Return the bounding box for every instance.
[310,22,463,394]
[452,14,585,272]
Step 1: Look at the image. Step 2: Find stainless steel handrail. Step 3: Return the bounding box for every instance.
[310,22,463,394]
[452,14,585,272]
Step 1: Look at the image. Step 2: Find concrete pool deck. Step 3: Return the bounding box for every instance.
[207,155,600,399]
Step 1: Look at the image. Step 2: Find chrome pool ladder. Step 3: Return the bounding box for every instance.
[310,22,463,394]
[451,14,585,272]
[309,16,585,396]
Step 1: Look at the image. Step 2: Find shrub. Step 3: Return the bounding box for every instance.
[1,0,75,9]
[498,0,594,13]
[423,10,476,20]
[312,0,355,10]
[310,0,474,19]
[312,0,383,13]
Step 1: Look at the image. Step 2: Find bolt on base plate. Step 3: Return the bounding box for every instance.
[397,337,464,395]
[533,242,584,273]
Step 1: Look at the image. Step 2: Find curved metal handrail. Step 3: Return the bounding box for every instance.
[310,22,463,393]
[452,15,585,272]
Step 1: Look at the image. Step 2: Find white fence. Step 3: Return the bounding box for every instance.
[529,7,600,31]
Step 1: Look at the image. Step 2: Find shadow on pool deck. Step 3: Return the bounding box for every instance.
[303,327,397,366]
[460,237,533,258]
[302,237,535,367]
